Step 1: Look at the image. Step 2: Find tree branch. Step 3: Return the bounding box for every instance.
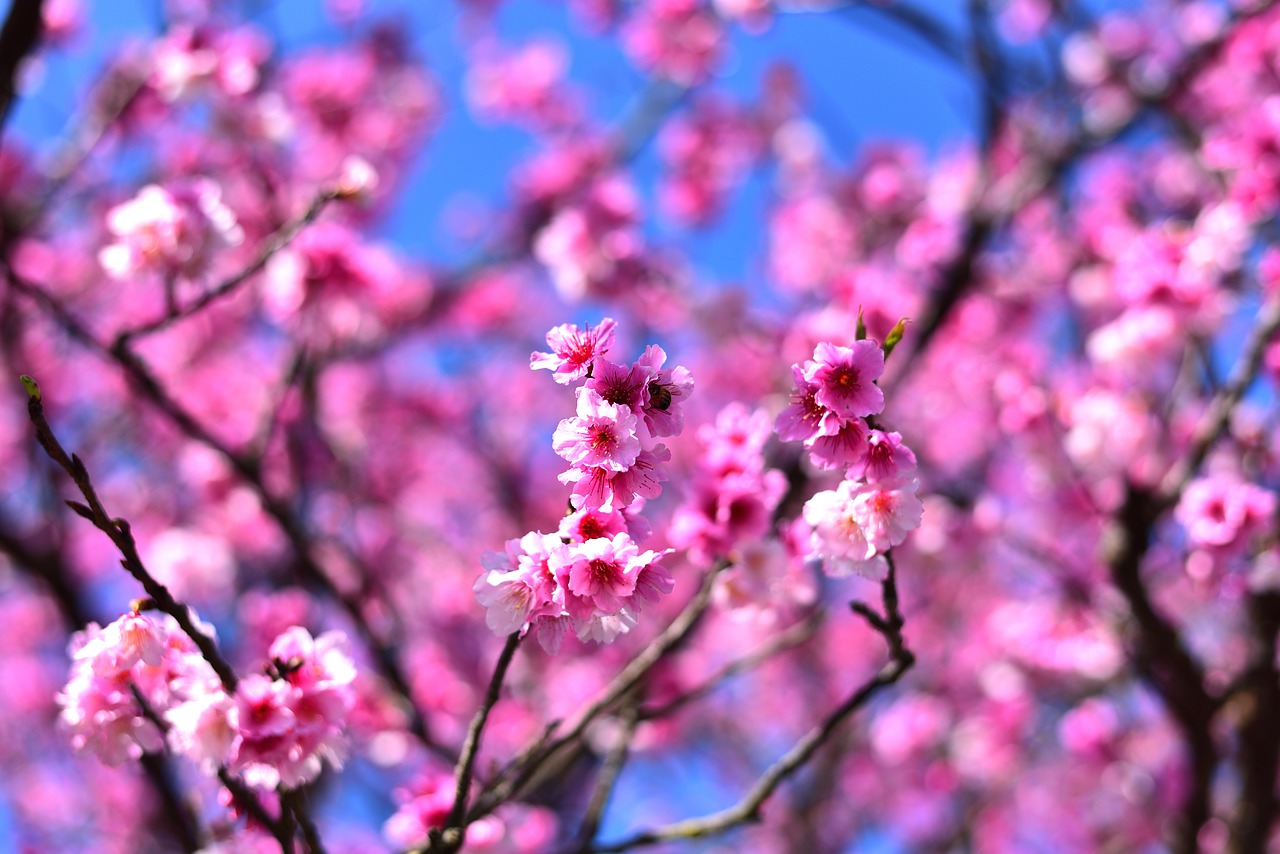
[22,376,240,692]
[0,0,45,138]
[583,553,913,853]
[417,631,523,854]
[472,563,726,820]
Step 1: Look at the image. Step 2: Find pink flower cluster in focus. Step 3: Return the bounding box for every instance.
[475,318,692,651]
[776,339,923,577]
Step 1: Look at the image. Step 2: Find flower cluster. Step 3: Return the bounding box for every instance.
[532,174,646,302]
[671,403,814,621]
[535,317,693,510]
[622,0,724,86]
[475,319,691,652]
[670,403,787,565]
[776,339,923,577]
[384,770,558,852]
[659,96,763,226]
[1175,472,1276,554]
[58,608,355,790]
[99,179,243,282]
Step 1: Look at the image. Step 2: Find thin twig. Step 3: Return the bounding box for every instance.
[417,631,523,854]
[282,788,328,854]
[21,376,240,692]
[6,265,449,760]
[574,702,641,850]
[1156,293,1280,507]
[0,0,45,137]
[218,768,294,852]
[115,188,342,345]
[472,563,727,820]
[636,610,825,721]
[584,553,913,852]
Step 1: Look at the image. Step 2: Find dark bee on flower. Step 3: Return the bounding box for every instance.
[647,380,673,411]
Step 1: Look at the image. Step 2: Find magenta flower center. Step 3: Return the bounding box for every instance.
[832,366,859,389]
[588,558,619,585]
[579,517,607,539]
[592,427,617,450]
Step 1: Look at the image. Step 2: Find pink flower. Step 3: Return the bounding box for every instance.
[552,388,642,472]
[262,221,409,337]
[555,534,644,618]
[466,39,579,130]
[230,674,304,789]
[228,628,356,789]
[669,468,786,564]
[862,430,919,482]
[622,0,724,86]
[851,478,925,553]
[807,416,871,472]
[474,567,542,636]
[533,176,644,300]
[698,403,775,477]
[385,772,559,851]
[85,611,168,677]
[636,345,694,438]
[671,404,788,564]
[384,772,456,848]
[803,481,880,577]
[1176,473,1276,550]
[587,357,649,414]
[475,533,561,635]
[58,665,165,766]
[166,688,236,774]
[775,365,831,443]
[802,477,924,578]
[558,506,631,543]
[530,317,618,384]
[149,25,270,101]
[560,444,671,510]
[803,341,886,420]
[659,95,762,224]
[99,179,243,281]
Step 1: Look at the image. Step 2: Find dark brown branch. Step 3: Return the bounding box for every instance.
[218,768,295,853]
[22,377,240,692]
[1226,590,1280,854]
[0,517,203,852]
[282,788,328,854]
[417,631,523,854]
[827,0,967,68]
[0,0,45,137]
[6,265,449,760]
[1105,484,1217,854]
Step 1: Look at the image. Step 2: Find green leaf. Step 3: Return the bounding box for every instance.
[855,308,867,341]
[882,317,909,359]
[19,375,40,401]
